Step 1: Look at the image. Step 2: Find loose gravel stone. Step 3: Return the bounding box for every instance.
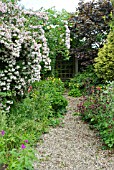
[34,94,114,170]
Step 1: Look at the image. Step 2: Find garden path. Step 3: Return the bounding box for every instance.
[34,94,114,170]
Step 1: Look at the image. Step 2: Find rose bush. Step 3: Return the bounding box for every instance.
[0,1,70,112]
[0,0,51,112]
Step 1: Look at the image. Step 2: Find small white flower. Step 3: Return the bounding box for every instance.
[6,106,10,111]
[3,87,7,90]
[1,82,6,86]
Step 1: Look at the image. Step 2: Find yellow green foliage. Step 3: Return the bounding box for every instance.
[94,30,114,81]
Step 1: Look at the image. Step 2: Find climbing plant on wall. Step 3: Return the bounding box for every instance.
[39,7,71,76]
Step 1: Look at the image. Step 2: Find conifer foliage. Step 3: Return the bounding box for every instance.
[94,1,114,81]
[94,31,114,81]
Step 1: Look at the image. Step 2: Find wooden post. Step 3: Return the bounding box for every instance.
[75,56,78,74]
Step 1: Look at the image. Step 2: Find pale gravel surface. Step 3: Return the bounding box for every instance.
[34,94,114,170]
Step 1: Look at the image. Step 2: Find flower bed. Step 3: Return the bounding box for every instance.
[0,78,68,169]
[77,81,114,149]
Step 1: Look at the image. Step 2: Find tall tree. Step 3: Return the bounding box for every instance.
[69,0,113,69]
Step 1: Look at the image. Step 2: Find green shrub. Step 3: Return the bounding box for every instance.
[9,91,52,125]
[94,30,114,81]
[68,88,82,97]
[32,77,65,94]
[68,66,102,96]
[51,92,68,115]
[32,78,67,117]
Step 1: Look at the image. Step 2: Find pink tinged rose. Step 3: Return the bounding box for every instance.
[28,86,32,93]
[96,86,101,91]
[21,144,26,149]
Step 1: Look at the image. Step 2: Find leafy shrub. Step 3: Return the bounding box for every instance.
[46,77,65,93]
[68,88,82,97]
[51,92,68,115]
[77,81,114,148]
[94,30,114,81]
[32,77,65,94]
[32,77,67,116]
[68,66,102,96]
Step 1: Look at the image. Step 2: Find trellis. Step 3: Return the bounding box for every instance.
[56,55,78,81]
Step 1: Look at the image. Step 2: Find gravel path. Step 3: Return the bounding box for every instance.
[34,94,114,170]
